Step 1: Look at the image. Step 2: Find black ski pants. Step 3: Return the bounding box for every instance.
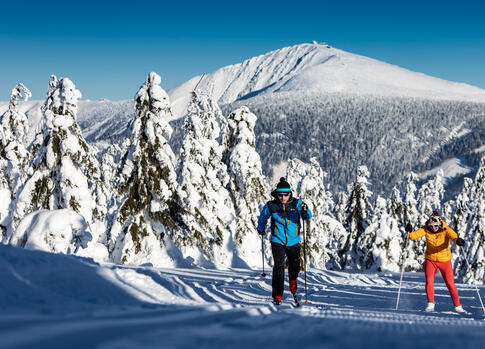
[271,242,300,297]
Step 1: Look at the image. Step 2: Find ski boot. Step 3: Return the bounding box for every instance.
[425,302,435,312]
[273,295,282,305]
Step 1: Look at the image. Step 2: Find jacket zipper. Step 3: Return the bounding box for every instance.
[283,204,288,247]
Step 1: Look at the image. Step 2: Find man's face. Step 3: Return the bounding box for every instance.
[278,192,290,203]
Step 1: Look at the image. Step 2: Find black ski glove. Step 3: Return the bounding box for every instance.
[300,203,310,220]
[405,223,413,233]
[456,237,465,247]
[257,230,265,236]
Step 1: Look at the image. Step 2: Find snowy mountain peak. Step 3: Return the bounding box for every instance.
[168,42,485,119]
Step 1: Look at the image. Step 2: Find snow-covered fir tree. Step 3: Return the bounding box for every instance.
[455,156,485,284]
[402,172,424,271]
[0,83,32,240]
[389,187,404,223]
[10,76,108,259]
[222,106,268,268]
[333,191,348,224]
[452,177,474,235]
[403,172,421,228]
[417,169,445,222]
[177,89,236,268]
[0,83,32,192]
[366,196,403,272]
[341,165,373,269]
[108,72,185,267]
[286,157,343,269]
[442,201,454,223]
[100,144,123,198]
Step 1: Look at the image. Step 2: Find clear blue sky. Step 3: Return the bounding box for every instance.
[1,0,484,101]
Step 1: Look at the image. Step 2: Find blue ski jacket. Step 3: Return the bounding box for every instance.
[257,192,312,247]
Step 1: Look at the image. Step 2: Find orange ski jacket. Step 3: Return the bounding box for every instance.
[408,220,458,262]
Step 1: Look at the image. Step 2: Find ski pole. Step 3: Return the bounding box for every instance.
[304,220,309,304]
[459,245,485,315]
[395,236,409,310]
[261,232,267,277]
[301,203,309,304]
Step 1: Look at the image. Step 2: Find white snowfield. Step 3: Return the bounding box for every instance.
[1,244,485,349]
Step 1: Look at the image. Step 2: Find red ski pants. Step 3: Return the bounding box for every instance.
[425,259,461,306]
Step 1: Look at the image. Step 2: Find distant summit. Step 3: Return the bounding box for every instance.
[168,42,485,119]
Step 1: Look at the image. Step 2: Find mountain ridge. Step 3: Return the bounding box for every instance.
[167,42,485,119]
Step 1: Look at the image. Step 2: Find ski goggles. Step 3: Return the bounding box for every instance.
[429,223,441,228]
[278,193,290,197]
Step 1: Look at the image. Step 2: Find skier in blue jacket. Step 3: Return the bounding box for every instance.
[257,177,312,304]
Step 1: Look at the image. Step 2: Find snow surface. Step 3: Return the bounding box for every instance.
[419,158,472,182]
[10,209,91,254]
[1,243,485,348]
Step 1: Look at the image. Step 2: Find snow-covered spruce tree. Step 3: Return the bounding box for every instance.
[0,83,32,240]
[365,196,403,272]
[286,157,342,269]
[108,72,186,267]
[403,172,421,228]
[442,201,454,225]
[100,144,122,199]
[455,156,485,284]
[333,191,348,224]
[402,172,424,271]
[417,169,445,222]
[389,187,404,223]
[452,177,473,236]
[340,165,373,269]
[11,76,108,258]
[0,83,32,192]
[222,106,268,268]
[448,178,474,275]
[177,89,236,268]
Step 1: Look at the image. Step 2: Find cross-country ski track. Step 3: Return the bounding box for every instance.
[1,245,485,348]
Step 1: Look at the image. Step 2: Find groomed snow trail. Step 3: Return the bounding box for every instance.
[1,245,485,348]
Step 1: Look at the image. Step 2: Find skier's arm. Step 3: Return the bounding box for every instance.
[447,225,458,243]
[298,201,312,220]
[408,227,426,240]
[257,204,271,232]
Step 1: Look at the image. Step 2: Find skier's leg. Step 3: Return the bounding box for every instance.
[271,242,286,298]
[425,259,438,303]
[286,243,301,293]
[438,260,461,307]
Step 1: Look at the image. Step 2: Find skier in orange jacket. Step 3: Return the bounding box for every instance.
[406,210,466,313]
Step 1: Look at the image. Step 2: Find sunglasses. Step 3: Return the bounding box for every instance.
[429,223,440,228]
[278,193,290,197]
